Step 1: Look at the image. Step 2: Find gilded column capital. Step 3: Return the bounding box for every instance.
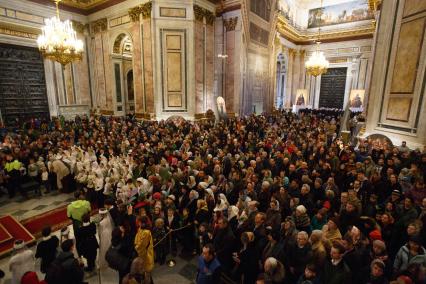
[90,18,107,34]
[288,48,296,57]
[224,17,238,31]
[71,20,87,34]
[299,50,306,57]
[128,6,142,22]
[141,2,153,19]
[368,0,382,11]
[205,10,215,26]
[194,5,205,22]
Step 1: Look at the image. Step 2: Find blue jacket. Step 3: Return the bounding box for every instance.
[196,256,221,284]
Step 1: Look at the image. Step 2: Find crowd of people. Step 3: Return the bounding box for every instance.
[0,110,425,284]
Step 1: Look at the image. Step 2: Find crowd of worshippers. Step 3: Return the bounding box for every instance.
[1,110,426,284]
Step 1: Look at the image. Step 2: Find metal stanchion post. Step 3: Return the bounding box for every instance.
[166,231,176,267]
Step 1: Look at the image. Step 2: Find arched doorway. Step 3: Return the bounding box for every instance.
[112,33,134,115]
[276,53,286,109]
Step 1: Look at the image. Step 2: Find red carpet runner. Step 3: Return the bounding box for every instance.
[21,206,70,237]
[0,215,35,256]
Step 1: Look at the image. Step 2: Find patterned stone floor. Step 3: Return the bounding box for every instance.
[0,189,74,222]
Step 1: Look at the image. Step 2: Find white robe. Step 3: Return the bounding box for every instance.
[9,250,34,284]
[98,214,113,269]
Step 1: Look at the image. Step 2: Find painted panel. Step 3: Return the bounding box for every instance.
[390,17,426,94]
[161,30,186,111]
[386,97,412,121]
[249,22,269,46]
[160,7,186,18]
[166,35,181,50]
[308,0,373,28]
[250,0,272,21]
[167,52,182,92]
[403,0,426,18]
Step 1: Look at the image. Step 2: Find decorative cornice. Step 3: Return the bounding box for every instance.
[90,18,108,34]
[0,27,38,39]
[277,14,375,45]
[193,5,216,26]
[224,17,238,31]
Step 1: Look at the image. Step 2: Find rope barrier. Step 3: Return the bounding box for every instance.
[152,223,191,248]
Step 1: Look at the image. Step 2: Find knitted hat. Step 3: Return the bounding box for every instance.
[371,259,385,271]
[153,192,162,200]
[296,205,307,214]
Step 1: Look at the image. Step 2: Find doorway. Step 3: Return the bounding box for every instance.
[112,33,134,115]
[319,67,347,109]
[275,53,286,109]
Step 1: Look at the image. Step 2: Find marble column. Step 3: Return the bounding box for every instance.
[284,48,294,108]
[224,17,238,113]
[194,7,205,114]
[206,22,215,111]
[129,9,144,114]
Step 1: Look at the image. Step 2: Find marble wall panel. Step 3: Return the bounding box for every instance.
[386,97,412,122]
[390,17,426,94]
[142,19,154,113]
[131,22,143,113]
[403,0,426,18]
[195,21,204,113]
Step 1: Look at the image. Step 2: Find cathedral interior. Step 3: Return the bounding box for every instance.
[0,0,426,283]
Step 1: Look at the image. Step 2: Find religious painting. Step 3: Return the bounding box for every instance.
[278,0,295,23]
[349,89,365,109]
[308,0,373,29]
[216,96,227,119]
[250,0,272,22]
[295,89,308,106]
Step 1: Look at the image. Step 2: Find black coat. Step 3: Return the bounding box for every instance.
[35,235,59,273]
[47,251,84,284]
[237,243,259,284]
[213,226,236,273]
[323,260,352,284]
[76,222,99,257]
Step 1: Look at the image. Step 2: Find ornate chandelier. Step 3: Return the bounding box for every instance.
[305,0,329,77]
[37,0,84,66]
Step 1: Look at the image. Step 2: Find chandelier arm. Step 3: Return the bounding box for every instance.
[54,0,61,19]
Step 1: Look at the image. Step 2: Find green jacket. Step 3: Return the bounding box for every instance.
[67,200,91,222]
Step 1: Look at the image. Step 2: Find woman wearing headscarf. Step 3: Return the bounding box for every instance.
[266,199,281,231]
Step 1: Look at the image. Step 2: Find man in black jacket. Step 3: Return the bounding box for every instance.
[213,218,236,274]
[46,239,85,284]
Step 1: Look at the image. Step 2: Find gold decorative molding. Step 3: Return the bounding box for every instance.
[0,27,38,39]
[368,0,382,11]
[141,2,152,19]
[194,5,205,22]
[288,48,296,57]
[205,10,215,26]
[90,18,107,34]
[71,20,88,34]
[224,17,238,31]
[128,5,142,22]
[55,0,110,10]
[193,5,215,25]
[277,14,375,45]
[128,1,152,22]
[299,50,306,57]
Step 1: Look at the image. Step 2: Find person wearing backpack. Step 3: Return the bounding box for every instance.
[45,239,85,284]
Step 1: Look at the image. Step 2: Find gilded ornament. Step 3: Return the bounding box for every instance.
[224,17,238,31]
[141,2,153,19]
[90,18,107,34]
[205,10,215,26]
[128,6,142,22]
[193,5,205,22]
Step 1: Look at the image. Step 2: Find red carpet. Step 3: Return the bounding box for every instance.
[0,223,12,244]
[0,215,35,256]
[21,206,71,237]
